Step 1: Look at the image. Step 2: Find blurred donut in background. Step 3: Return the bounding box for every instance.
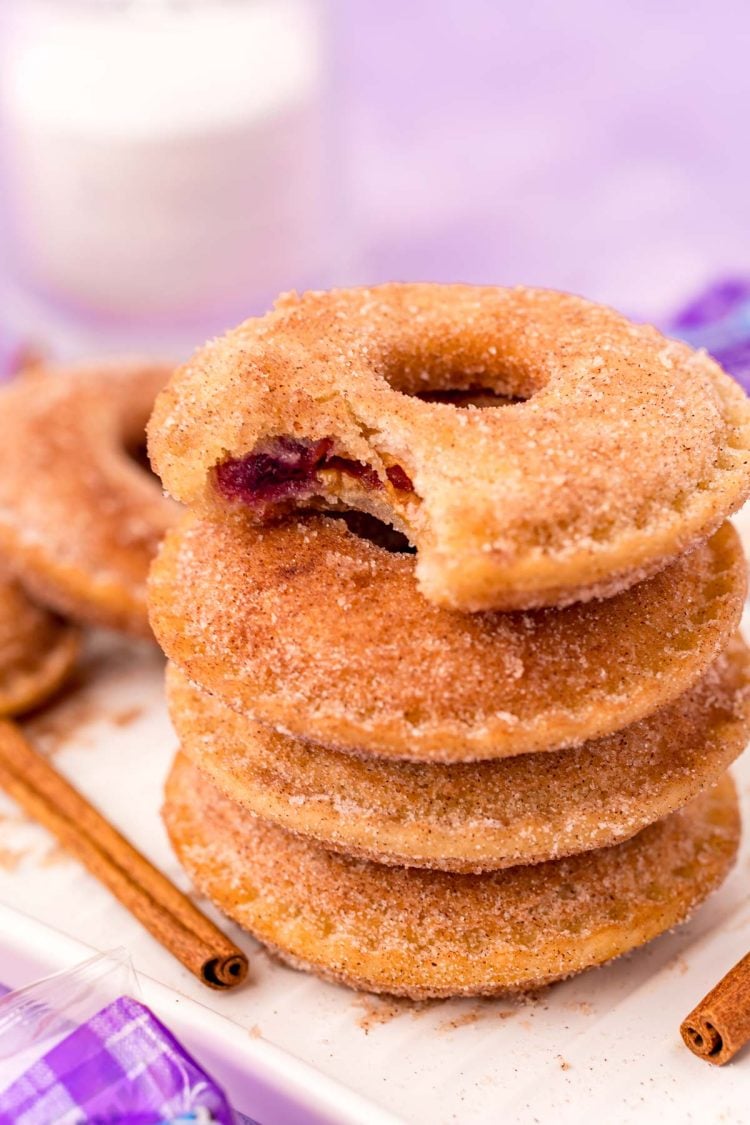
[0,360,176,637]
[0,569,79,716]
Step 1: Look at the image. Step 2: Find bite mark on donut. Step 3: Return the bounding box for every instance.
[215,436,415,514]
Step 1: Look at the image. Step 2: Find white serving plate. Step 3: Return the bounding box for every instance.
[1,516,750,1124]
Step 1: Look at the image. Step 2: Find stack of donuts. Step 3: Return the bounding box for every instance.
[148,284,750,998]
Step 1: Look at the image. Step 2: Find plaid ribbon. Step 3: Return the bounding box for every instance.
[0,995,235,1125]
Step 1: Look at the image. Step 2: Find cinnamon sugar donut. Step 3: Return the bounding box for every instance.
[164,757,740,998]
[166,637,750,871]
[0,573,79,716]
[148,514,746,761]
[0,360,176,636]
[148,284,750,612]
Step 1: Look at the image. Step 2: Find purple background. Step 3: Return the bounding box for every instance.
[336,1,750,317]
[2,2,749,362]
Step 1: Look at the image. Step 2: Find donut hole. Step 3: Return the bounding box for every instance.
[329,511,415,554]
[378,339,543,402]
[415,387,527,409]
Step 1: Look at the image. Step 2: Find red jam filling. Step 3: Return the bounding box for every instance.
[215,437,333,505]
[325,456,382,491]
[215,436,413,508]
[386,464,414,492]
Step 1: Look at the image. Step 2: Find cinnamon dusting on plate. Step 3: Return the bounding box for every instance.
[39,842,72,868]
[354,994,430,1031]
[437,1000,519,1032]
[0,843,26,871]
[25,694,106,756]
[111,706,144,728]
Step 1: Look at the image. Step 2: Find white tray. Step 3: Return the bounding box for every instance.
[2,520,750,1124]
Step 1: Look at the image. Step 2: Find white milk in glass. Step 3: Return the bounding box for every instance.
[0,0,332,355]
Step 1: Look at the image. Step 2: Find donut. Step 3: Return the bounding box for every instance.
[166,637,750,871]
[0,360,176,636]
[164,757,740,998]
[148,284,750,612]
[148,514,746,761]
[0,572,80,717]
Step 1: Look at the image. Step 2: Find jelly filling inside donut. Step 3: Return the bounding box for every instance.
[215,437,333,504]
[385,464,414,491]
[215,436,415,507]
[325,455,382,491]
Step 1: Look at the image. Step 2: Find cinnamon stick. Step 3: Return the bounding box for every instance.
[680,952,750,1065]
[0,720,248,990]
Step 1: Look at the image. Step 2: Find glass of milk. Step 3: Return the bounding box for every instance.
[0,0,334,357]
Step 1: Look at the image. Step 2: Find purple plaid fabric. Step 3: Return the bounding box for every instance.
[0,995,235,1125]
[669,278,750,393]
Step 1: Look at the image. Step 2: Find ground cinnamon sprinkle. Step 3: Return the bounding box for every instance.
[39,842,72,868]
[111,706,145,728]
[354,994,429,1031]
[437,1009,482,1032]
[26,694,106,756]
[25,672,146,755]
[0,843,26,872]
[436,1001,519,1032]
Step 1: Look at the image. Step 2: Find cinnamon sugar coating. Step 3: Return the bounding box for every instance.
[148,284,750,612]
[0,360,177,636]
[166,637,750,871]
[148,515,746,761]
[0,572,79,716]
[164,757,740,998]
